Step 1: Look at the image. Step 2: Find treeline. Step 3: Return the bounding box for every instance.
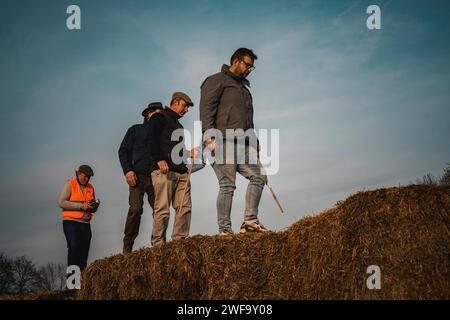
[0,252,66,296]
[415,164,450,186]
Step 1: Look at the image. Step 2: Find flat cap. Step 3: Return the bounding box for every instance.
[172,92,194,107]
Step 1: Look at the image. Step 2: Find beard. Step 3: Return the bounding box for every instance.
[238,70,249,79]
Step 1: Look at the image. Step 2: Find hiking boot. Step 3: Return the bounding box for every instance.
[239,220,269,234]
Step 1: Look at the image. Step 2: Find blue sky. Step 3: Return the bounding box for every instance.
[0,0,449,265]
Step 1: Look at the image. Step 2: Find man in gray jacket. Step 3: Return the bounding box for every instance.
[199,48,268,235]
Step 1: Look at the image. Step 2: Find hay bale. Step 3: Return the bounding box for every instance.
[78,185,450,300]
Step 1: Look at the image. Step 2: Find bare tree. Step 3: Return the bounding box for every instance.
[0,254,68,296]
[11,256,41,295]
[415,173,438,186]
[439,164,450,186]
[37,262,66,291]
[0,253,15,295]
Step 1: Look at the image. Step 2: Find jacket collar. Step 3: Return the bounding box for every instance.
[164,106,182,120]
[221,64,251,87]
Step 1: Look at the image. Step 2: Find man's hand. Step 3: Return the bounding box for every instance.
[125,171,138,187]
[87,199,100,213]
[190,147,200,159]
[158,160,169,174]
[205,138,216,151]
[80,202,90,211]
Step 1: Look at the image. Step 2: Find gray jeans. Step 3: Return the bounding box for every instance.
[211,141,266,233]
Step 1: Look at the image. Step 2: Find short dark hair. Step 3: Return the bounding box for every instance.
[78,164,94,177]
[230,48,258,65]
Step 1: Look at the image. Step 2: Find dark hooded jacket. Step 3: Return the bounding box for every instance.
[148,107,189,174]
[118,118,154,176]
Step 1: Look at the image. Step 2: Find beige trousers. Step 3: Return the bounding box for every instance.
[151,169,192,247]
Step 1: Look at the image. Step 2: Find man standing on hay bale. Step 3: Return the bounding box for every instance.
[58,165,100,272]
[119,102,164,254]
[200,48,269,235]
[148,92,198,247]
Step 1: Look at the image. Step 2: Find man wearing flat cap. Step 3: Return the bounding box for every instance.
[119,102,163,253]
[147,92,197,247]
[59,164,100,272]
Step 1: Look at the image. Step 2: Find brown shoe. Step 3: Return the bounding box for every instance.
[219,230,234,236]
[239,220,269,234]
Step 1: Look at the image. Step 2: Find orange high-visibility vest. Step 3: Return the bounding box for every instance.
[61,178,95,220]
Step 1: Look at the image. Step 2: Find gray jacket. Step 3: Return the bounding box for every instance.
[200,65,254,135]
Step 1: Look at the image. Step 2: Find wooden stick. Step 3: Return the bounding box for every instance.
[266,179,284,214]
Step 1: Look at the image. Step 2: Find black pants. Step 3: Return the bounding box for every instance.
[123,174,154,252]
[63,220,92,271]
